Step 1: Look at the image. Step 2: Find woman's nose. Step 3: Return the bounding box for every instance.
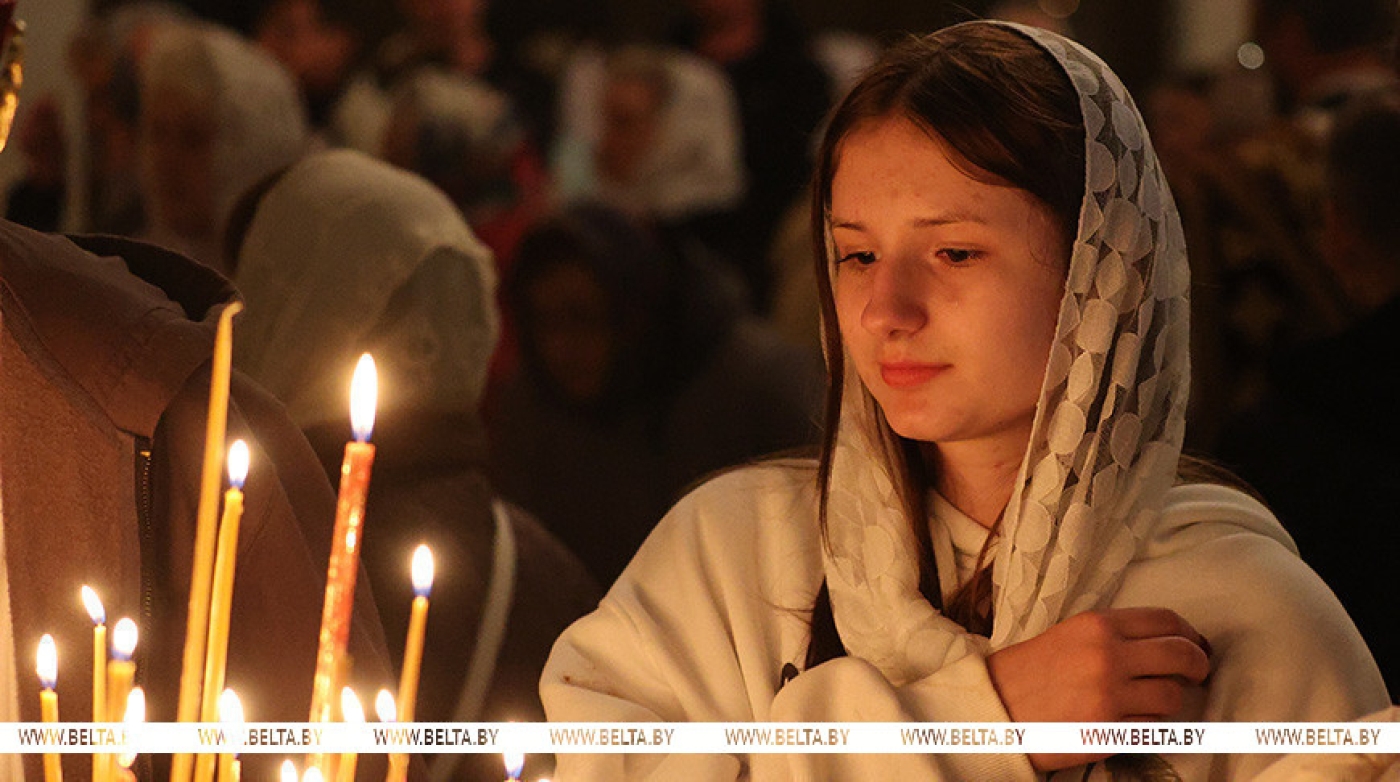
[861,258,928,337]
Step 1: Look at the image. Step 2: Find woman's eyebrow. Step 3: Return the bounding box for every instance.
[831,212,989,231]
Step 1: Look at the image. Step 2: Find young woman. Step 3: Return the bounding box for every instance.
[540,21,1387,780]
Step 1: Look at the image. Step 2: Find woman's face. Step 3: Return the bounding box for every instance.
[142,84,217,239]
[526,261,615,404]
[831,116,1066,455]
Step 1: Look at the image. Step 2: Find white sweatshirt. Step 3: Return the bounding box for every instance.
[541,462,1387,781]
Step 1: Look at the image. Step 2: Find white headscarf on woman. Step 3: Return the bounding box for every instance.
[822,22,1200,687]
[232,148,498,432]
[138,21,309,271]
[554,45,745,221]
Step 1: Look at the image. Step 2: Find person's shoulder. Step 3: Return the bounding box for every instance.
[1153,482,1296,554]
[630,459,820,567]
[674,458,819,516]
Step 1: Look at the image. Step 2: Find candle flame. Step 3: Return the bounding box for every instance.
[350,353,377,442]
[280,760,299,782]
[340,687,365,723]
[36,634,57,689]
[81,585,106,625]
[302,767,324,782]
[411,544,434,597]
[219,688,244,723]
[123,687,147,723]
[112,617,139,660]
[374,689,396,723]
[504,751,525,778]
[228,439,250,489]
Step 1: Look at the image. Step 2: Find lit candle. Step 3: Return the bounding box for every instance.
[196,441,249,782]
[386,545,433,782]
[309,354,378,730]
[302,769,324,782]
[337,688,363,782]
[37,635,62,782]
[280,760,299,782]
[175,301,242,782]
[504,751,525,782]
[106,619,138,734]
[82,587,109,782]
[116,687,146,782]
[377,689,404,782]
[217,689,243,782]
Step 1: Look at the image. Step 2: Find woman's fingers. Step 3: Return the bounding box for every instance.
[1122,634,1211,684]
[1121,676,1188,718]
[1110,606,1208,649]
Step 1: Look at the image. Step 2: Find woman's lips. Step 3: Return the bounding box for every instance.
[880,362,949,388]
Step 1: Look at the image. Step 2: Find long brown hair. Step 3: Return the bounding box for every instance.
[810,23,1086,640]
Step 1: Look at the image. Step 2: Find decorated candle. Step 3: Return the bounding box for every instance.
[309,354,378,729]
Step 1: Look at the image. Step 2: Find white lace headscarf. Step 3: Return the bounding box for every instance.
[821,21,1191,685]
[232,149,499,432]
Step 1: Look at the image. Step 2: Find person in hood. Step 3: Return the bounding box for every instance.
[540,21,1387,781]
[137,19,309,274]
[0,6,391,781]
[492,201,823,586]
[231,148,600,782]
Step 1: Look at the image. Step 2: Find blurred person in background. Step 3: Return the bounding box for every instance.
[137,20,308,273]
[670,0,831,313]
[553,44,746,291]
[251,0,361,137]
[1195,0,1400,418]
[230,148,599,782]
[1220,93,1400,695]
[380,68,552,409]
[491,202,823,585]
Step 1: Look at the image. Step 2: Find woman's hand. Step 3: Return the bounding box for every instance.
[985,607,1211,772]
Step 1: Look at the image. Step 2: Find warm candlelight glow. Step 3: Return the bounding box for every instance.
[118,687,146,770]
[411,545,434,598]
[82,586,106,625]
[218,689,244,724]
[340,688,364,722]
[227,440,249,490]
[374,690,396,723]
[280,761,298,782]
[336,688,363,782]
[112,618,138,661]
[36,634,57,689]
[123,687,146,723]
[350,353,377,442]
[302,768,324,782]
[217,690,244,782]
[504,752,525,780]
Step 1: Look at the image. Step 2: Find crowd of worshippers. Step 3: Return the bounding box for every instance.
[2,0,1399,778]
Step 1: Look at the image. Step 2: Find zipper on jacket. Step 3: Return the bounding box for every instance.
[134,436,156,780]
[134,437,155,630]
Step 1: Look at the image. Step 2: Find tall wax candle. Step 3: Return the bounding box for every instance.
[336,688,363,782]
[37,635,62,782]
[82,587,108,782]
[309,354,378,726]
[175,301,242,782]
[106,619,138,733]
[196,441,249,782]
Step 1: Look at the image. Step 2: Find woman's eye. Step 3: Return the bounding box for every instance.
[838,251,877,266]
[938,248,980,265]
